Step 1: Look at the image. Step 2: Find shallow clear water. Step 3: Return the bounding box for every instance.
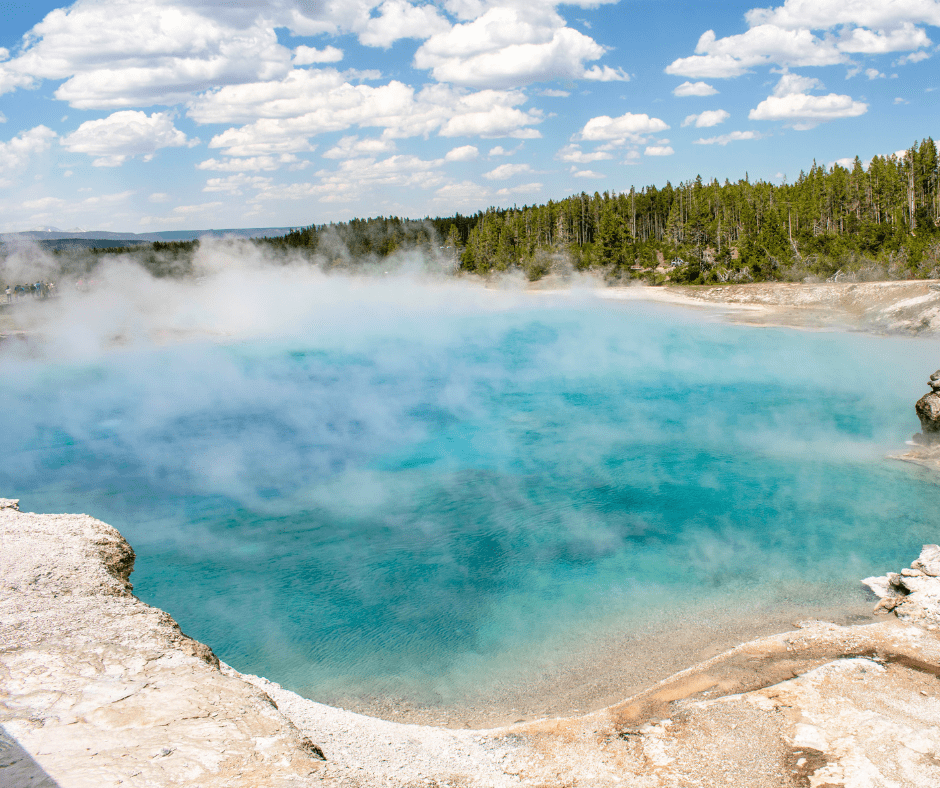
[2,289,939,709]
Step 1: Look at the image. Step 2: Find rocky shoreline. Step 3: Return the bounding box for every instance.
[891,369,940,476]
[602,279,940,334]
[4,497,940,787]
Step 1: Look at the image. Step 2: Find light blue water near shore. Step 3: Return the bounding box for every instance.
[2,287,940,708]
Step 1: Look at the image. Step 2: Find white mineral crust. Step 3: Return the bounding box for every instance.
[864,545,940,629]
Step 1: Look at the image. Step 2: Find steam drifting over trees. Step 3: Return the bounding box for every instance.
[7,139,938,286]
[269,138,940,284]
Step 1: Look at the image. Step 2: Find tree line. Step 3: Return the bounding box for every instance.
[452,138,939,283]
[13,138,938,285]
[261,137,940,284]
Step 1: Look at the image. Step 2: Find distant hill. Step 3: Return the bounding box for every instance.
[26,238,152,252]
[0,227,298,246]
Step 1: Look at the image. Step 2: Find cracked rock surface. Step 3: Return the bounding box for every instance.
[0,499,324,788]
[865,545,940,630]
[4,498,940,787]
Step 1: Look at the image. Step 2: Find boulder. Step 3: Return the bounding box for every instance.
[864,544,940,629]
[913,544,940,577]
[914,371,940,444]
[862,574,906,599]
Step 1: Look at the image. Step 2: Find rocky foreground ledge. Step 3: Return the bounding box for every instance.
[4,499,940,787]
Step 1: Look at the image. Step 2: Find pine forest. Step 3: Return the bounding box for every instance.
[41,137,940,286]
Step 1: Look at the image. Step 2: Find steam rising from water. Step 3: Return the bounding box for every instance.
[2,243,940,708]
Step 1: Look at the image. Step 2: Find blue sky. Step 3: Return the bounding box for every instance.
[0,0,937,232]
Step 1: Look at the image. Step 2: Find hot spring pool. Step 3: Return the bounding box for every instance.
[2,284,939,721]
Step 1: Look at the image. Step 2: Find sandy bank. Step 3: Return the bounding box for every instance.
[4,498,940,787]
[333,596,880,730]
[601,279,940,334]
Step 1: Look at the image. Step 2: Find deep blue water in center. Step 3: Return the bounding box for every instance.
[2,291,939,706]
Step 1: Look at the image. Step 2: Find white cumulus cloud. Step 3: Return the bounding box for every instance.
[745,1,940,32]
[439,93,544,138]
[577,112,669,144]
[445,144,479,161]
[496,182,543,196]
[749,92,868,129]
[293,46,344,65]
[673,80,718,96]
[749,69,868,129]
[896,49,932,64]
[682,109,730,128]
[645,145,674,156]
[358,0,451,47]
[203,173,273,195]
[582,65,630,81]
[569,165,605,178]
[694,130,764,145]
[413,6,623,89]
[556,144,613,163]
[773,72,824,95]
[665,0,938,79]
[0,125,57,186]
[189,70,544,156]
[61,110,195,166]
[196,154,305,171]
[831,156,856,168]
[323,135,397,159]
[0,1,296,108]
[2,1,523,107]
[482,162,533,180]
[836,22,931,53]
[667,25,843,78]
[271,153,447,204]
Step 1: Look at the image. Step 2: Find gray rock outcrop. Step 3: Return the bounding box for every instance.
[0,499,326,787]
[863,544,940,628]
[914,370,940,445]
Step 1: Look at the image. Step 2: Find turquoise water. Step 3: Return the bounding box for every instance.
[2,289,939,708]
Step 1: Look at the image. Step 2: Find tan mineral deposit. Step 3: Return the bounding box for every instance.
[600,279,940,334]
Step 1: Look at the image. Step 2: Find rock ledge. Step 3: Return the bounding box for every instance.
[0,500,324,787]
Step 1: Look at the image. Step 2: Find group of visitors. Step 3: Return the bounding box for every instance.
[3,281,56,302]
